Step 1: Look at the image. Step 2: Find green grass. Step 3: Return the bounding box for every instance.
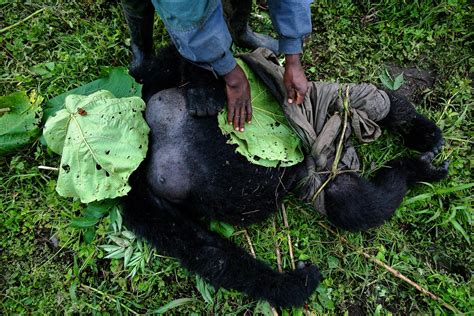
[1,0,472,314]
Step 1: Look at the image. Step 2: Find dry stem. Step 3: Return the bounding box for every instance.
[281,203,295,270]
[317,222,462,314]
[272,218,283,273]
[243,229,256,258]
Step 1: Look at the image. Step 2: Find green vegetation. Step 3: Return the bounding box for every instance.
[1,0,472,314]
[218,60,304,168]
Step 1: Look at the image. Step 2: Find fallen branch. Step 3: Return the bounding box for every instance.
[0,107,11,114]
[0,8,46,34]
[80,284,139,315]
[317,222,462,314]
[281,203,295,270]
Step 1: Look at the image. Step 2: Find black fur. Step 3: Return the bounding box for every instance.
[121,47,448,307]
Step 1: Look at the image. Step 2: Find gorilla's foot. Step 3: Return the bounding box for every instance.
[235,25,279,53]
[403,152,449,184]
[418,152,449,180]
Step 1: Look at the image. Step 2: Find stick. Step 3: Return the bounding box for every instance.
[0,8,47,34]
[38,165,59,171]
[272,218,282,273]
[0,107,11,114]
[243,229,256,258]
[80,284,139,315]
[281,203,295,270]
[316,222,462,314]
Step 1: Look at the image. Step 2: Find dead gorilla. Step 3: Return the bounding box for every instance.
[121,46,449,307]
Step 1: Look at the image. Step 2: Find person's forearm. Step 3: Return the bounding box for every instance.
[285,54,302,66]
[151,0,236,76]
[267,0,313,54]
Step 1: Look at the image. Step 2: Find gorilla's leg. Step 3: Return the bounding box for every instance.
[223,0,279,53]
[381,91,444,154]
[324,152,448,231]
[121,0,155,83]
[122,180,320,307]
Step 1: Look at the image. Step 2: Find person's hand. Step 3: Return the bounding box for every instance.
[223,65,252,132]
[284,54,308,105]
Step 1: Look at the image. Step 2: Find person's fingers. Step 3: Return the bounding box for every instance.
[246,102,252,123]
[238,106,246,132]
[287,87,296,104]
[233,105,240,130]
[227,104,234,125]
[295,90,305,105]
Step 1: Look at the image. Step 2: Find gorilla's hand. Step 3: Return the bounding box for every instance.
[223,65,252,132]
[186,84,225,117]
[284,54,309,105]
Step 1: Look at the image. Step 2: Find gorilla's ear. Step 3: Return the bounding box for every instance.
[185,82,226,117]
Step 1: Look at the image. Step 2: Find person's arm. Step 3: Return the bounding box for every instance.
[152,0,251,131]
[268,0,313,104]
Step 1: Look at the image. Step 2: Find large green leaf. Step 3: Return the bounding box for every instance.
[218,60,304,167]
[0,91,43,156]
[43,90,149,203]
[43,67,142,121]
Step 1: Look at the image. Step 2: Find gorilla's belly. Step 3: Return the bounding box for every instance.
[143,88,295,223]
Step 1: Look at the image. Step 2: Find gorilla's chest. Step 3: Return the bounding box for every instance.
[143,89,293,223]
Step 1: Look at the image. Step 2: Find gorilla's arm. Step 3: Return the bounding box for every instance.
[324,153,448,231]
[380,90,444,154]
[123,174,320,308]
[323,91,448,231]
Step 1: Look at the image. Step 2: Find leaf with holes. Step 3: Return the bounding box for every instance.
[0,91,43,155]
[43,67,142,121]
[43,90,149,203]
[218,60,303,167]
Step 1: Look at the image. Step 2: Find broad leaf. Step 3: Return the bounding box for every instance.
[379,69,394,90]
[0,91,43,155]
[43,90,149,203]
[393,72,405,90]
[218,60,304,167]
[43,67,141,121]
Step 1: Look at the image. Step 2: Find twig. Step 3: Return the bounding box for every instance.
[80,284,139,315]
[316,222,463,314]
[271,306,279,316]
[38,165,59,171]
[0,8,47,34]
[0,107,11,114]
[281,203,295,270]
[272,218,282,273]
[243,229,256,258]
[311,86,352,203]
